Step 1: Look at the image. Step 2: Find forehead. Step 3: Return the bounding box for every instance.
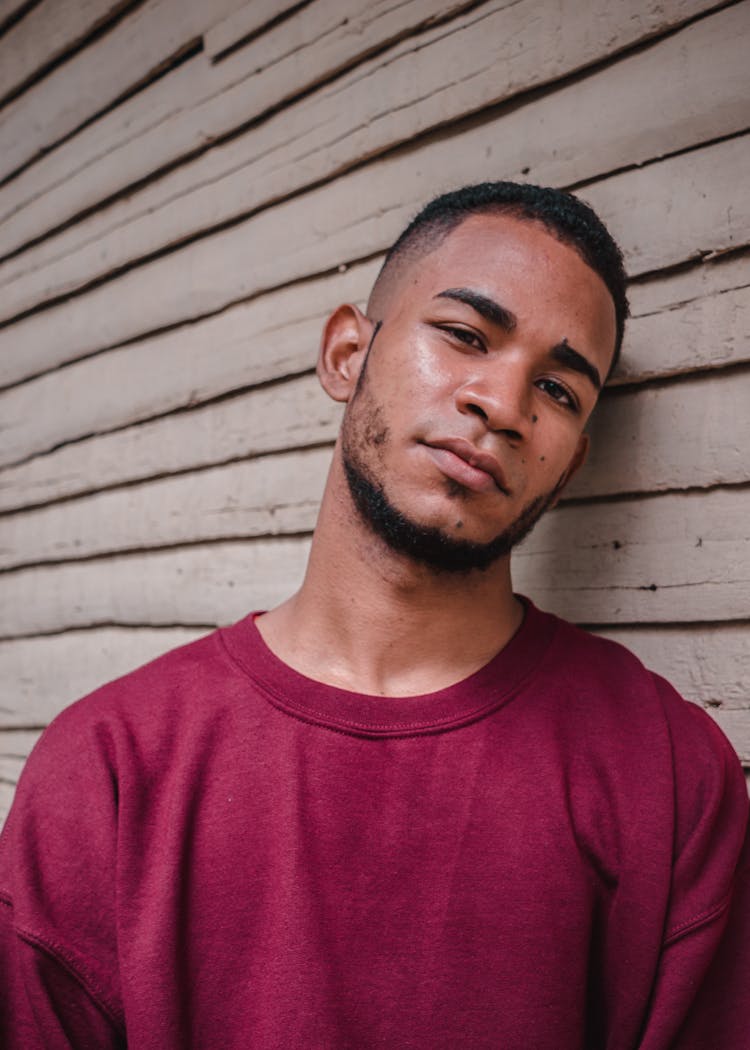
[395,213,615,341]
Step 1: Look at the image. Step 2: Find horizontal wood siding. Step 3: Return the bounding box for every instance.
[0,0,748,822]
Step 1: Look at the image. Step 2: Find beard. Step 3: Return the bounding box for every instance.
[340,373,561,574]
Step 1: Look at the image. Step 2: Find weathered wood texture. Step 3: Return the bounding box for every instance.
[1,0,745,321]
[2,365,749,569]
[2,250,746,476]
[1,485,747,639]
[0,0,134,105]
[0,0,244,181]
[0,0,476,255]
[0,0,748,819]
[2,129,748,389]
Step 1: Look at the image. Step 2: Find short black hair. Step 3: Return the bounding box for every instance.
[372,181,629,377]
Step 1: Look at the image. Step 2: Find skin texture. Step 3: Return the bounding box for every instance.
[257,214,617,696]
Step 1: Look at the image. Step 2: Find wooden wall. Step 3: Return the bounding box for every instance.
[1,0,748,823]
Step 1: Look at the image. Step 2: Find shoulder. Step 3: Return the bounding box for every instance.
[532,608,745,788]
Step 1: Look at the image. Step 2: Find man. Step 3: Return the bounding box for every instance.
[1,182,748,1049]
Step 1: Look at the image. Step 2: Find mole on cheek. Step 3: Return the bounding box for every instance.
[532,414,538,423]
[455,520,463,529]
[540,456,545,462]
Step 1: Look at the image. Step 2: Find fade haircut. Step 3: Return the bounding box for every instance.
[368,181,629,377]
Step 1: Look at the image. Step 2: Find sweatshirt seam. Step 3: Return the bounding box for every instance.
[662,890,732,947]
[0,897,125,1032]
[218,625,554,736]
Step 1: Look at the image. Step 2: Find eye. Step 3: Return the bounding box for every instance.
[436,325,487,352]
[536,377,579,412]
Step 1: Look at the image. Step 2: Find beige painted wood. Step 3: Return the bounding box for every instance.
[1,486,747,638]
[0,537,313,637]
[204,0,309,58]
[568,367,750,499]
[0,622,745,732]
[0,259,377,468]
[0,627,208,728]
[1,286,748,512]
[594,624,749,709]
[0,0,131,104]
[3,365,750,566]
[0,730,43,827]
[2,0,744,324]
[0,0,243,181]
[2,249,745,474]
[2,253,746,473]
[0,0,473,256]
[616,255,750,384]
[708,709,750,764]
[0,445,333,568]
[512,486,750,625]
[0,373,341,512]
[1,129,746,389]
[0,1,36,31]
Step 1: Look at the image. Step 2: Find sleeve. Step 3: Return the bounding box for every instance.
[0,708,126,1049]
[637,690,750,1050]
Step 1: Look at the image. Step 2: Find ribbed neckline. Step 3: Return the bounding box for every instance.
[220,595,558,738]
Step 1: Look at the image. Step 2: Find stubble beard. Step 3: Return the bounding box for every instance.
[340,379,562,575]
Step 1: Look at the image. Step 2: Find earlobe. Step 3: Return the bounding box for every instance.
[549,434,589,508]
[317,304,374,403]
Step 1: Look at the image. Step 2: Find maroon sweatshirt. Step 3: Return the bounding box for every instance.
[1,599,748,1049]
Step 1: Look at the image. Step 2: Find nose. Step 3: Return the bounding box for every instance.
[454,364,533,443]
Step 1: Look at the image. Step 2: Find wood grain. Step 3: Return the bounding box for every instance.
[0,0,133,105]
[2,0,743,317]
[1,486,747,638]
[1,129,746,387]
[2,365,749,565]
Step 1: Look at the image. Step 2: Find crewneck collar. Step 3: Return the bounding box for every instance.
[220,596,558,738]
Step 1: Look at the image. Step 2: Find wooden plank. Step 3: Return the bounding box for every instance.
[0,0,244,182]
[0,128,746,389]
[2,251,746,474]
[0,627,208,728]
[0,536,312,637]
[0,729,43,828]
[0,486,747,638]
[2,0,743,324]
[0,259,377,469]
[0,0,37,33]
[594,624,749,709]
[512,486,750,625]
[0,0,473,254]
[616,254,750,384]
[3,365,750,566]
[204,0,306,59]
[0,445,333,568]
[0,373,341,512]
[708,710,750,765]
[0,0,132,105]
[1,281,748,513]
[567,367,750,499]
[1,250,745,473]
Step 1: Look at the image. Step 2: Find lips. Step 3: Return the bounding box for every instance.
[423,437,509,494]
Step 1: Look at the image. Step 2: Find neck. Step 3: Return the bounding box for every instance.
[256,456,523,697]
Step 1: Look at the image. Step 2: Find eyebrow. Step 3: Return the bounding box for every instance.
[435,286,601,391]
[435,287,517,332]
[552,339,601,391]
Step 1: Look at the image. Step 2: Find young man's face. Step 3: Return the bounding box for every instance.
[336,213,617,570]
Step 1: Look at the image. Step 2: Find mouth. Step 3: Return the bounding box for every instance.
[422,438,509,495]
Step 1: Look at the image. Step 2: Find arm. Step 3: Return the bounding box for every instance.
[0,708,126,1048]
[638,692,749,1050]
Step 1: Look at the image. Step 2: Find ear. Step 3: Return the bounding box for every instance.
[549,434,589,508]
[317,304,375,403]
